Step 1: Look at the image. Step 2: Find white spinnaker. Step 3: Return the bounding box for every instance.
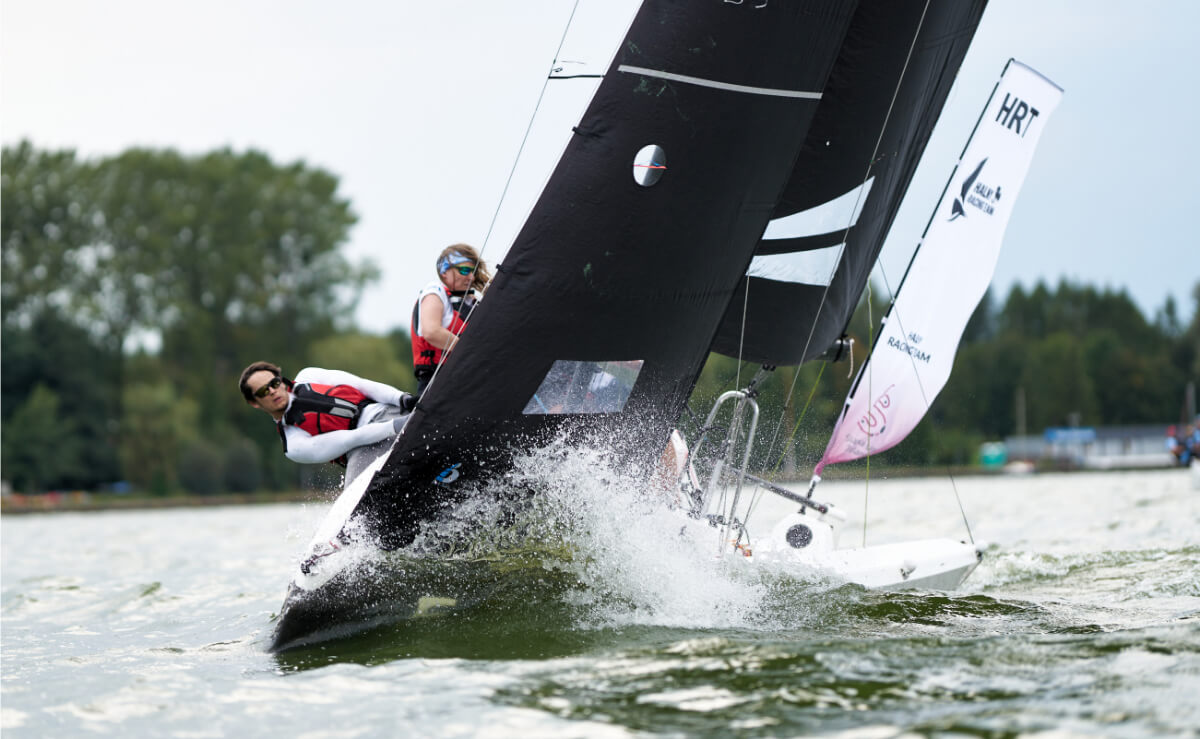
[819,60,1063,471]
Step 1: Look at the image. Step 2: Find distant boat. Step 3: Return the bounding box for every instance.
[268,1,1062,651]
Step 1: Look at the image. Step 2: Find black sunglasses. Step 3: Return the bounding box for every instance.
[254,376,282,398]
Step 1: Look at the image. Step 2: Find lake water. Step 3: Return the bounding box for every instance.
[3,464,1198,737]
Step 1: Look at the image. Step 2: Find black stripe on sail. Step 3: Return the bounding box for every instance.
[752,230,848,257]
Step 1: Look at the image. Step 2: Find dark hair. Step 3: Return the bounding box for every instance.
[238,361,282,403]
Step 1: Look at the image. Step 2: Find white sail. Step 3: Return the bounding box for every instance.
[819,60,1063,471]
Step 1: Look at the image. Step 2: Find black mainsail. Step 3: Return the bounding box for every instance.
[358,0,864,547]
[271,0,990,650]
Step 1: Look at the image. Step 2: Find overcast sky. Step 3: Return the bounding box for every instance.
[4,0,1198,335]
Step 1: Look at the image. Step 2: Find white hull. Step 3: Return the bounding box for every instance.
[730,510,981,591]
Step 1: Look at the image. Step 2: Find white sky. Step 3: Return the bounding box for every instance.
[3,0,1198,335]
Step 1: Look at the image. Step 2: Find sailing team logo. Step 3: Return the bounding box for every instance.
[995,92,1042,138]
[949,158,1001,221]
[886,331,932,364]
[855,384,896,438]
[434,463,462,485]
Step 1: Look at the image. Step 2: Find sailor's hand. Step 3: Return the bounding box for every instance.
[392,417,407,434]
[400,393,417,412]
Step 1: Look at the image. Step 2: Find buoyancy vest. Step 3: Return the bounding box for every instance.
[275,382,372,462]
[411,284,476,372]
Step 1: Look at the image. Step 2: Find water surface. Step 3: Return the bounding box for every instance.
[3,466,1198,737]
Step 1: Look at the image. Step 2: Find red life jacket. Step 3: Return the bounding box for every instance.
[275,382,372,465]
[411,285,475,372]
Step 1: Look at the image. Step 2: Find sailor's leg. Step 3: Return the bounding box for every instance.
[415,368,433,397]
[344,407,410,486]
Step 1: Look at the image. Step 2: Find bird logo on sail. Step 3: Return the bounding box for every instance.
[949,158,1000,221]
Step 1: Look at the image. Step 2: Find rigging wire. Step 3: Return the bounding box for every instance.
[768,362,826,476]
[848,0,983,545]
[421,0,583,399]
[852,0,934,547]
[722,271,753,541]
[872,279,977,543]
[736,274,751,390]
[862,280,873,546]
[476,0,582,264]
[733,0,976,551]
[759,0,934,487]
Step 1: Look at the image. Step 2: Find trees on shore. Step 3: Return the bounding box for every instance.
[685,280,1199,472]
[2,142,382,494]
[2,142,1196,493]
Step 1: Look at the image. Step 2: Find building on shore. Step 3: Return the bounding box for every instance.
[1001,425,1182,470]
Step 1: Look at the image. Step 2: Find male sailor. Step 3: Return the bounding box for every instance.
[411,243,491,395]
[238,361,417,483]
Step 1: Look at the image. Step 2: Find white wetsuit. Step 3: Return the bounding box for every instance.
[280,367,409,470]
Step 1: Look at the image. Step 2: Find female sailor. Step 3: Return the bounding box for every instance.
[410,243,491,395]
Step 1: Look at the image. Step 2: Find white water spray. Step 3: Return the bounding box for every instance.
[462,437,825,630]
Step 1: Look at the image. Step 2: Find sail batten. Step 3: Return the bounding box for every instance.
[616,65,823,99]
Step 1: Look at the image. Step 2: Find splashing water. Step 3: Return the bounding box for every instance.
[390,437,834,633]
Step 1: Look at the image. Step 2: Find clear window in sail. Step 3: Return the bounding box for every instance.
[523,360,644,415]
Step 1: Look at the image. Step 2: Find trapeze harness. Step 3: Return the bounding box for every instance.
[411,284,476,390]
[276,380,372,466]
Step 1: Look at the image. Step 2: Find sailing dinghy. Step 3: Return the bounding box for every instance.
[267,0,1058,651]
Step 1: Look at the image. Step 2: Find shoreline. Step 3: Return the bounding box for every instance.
[4,460,1184,515]
[0,490,333,515]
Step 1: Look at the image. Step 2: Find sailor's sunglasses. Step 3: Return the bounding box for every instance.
[254,376,283,398]
[453,265,475,276]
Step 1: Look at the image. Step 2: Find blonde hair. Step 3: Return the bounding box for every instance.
[437,243,491,291]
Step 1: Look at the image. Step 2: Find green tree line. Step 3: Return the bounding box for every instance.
[685,279,1199,475]
[3,142,1197,493]
[2,142,414,495]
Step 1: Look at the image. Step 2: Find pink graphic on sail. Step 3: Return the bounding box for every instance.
[817,383,922,475]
